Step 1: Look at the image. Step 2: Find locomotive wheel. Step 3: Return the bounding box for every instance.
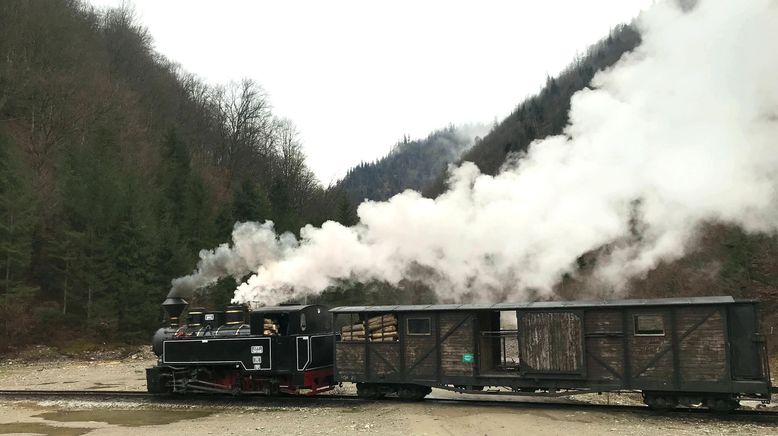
[146,368,173,394]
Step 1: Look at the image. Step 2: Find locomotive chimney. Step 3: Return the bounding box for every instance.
[162,296,188,326]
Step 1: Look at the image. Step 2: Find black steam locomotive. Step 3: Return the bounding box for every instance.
[146,295,774,412]
[147,297,335,395]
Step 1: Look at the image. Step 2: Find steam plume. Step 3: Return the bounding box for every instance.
[169,222,298,297]
[174,0,778,306]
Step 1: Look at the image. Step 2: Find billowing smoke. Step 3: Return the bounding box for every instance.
[174,0,778,307]
[169,222,299,298]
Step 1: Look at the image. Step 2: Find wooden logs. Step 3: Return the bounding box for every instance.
[369,337,397,342]
[368,314,398,342]
[341,322,366,342]
[263,318,280,336]
[340,314,399,342]
[367,314,397,330]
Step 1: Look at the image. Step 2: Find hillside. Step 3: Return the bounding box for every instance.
[0,0,354,348]
[425,25,642,195]
[338,125,486,203]
[421,24,778,318]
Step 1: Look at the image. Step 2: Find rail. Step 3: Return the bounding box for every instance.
[0,389,775,420]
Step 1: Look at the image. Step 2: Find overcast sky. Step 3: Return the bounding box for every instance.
[88,0,652,183]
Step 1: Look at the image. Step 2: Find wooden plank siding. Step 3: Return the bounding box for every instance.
[677,307,727,383]
[627,307,730,391]
[335,343,365,379]
[402,312,437,380]
[629,311,675,388]
[584,310,625,383]
[369,344,401,380]
[518,311,583,373]
[331,302,751,396]
[440,312,475,377]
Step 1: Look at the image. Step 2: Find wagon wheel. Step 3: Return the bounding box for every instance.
[706,397,740,413]
[398,385,429,401]
[643,392,677,410]
[356,383,383,400]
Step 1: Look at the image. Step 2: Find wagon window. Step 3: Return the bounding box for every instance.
[407,317,431,335]
[634,315,664,336]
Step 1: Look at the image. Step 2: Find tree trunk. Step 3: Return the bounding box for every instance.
[87,285,92,320]
[4,211,13,337]
[62,262,68,315]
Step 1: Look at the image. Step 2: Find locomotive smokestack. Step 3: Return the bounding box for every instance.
[162,295,188,326]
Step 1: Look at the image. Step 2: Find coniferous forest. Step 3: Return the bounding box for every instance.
[0,1,355,348]
[337,125,487,203]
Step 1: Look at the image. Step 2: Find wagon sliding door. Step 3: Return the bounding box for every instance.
[517,311,584,376]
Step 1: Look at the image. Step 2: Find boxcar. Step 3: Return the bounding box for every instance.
[331,296,772,411]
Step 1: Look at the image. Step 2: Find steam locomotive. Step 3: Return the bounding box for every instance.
[147,295,774,412]
[147,297,335,395]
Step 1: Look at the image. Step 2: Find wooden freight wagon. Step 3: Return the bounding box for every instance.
[331,296,772,410]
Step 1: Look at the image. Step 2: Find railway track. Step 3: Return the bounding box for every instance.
[0,389,155,398]
[0,389,776,421]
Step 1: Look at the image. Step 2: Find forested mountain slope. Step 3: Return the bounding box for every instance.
[0,0,354,348]
[338,125,486,203]
[421,24,778,318]
[425,25,642,195]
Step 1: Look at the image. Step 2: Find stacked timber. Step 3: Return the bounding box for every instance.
[340,322,366,341]
[368,314,398,342]
[263,318,280,336]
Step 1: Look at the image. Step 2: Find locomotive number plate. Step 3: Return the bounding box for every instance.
[250,345,264,354]
[252,356,262,364]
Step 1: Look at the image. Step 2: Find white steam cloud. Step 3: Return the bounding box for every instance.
[173,0,778,306]
[169,222,298,298]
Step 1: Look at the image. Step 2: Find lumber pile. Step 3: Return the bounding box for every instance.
[340,314,400,342]
[340,322,365,341]
[367,314,398,342]
[263,318,280,336]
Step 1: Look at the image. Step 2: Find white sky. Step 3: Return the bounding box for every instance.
[88,0,653,183]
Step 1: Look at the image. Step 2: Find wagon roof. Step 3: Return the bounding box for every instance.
[330,296,739,313]
[250,304,325,314]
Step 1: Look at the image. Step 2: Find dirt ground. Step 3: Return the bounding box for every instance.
[0,350,777,435]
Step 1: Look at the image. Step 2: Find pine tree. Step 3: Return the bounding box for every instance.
[0,135,39,340]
